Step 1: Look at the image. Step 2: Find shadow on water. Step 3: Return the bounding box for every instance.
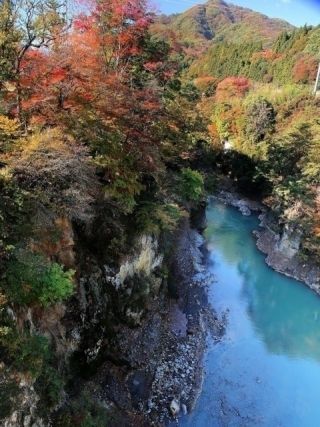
[180,200,320,427]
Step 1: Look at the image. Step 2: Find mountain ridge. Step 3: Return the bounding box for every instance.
[152,0,294,50]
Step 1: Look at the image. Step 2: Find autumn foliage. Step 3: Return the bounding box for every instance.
[292,55,318,84]
[4,0,172,130]
[215,77,251,102]
[252,49,282,62]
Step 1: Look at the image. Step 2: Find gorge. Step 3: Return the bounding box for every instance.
[0,0,319,426]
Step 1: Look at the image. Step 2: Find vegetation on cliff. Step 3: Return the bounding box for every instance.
[0,0,208,424]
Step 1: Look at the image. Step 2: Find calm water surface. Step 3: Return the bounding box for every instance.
[181,200,320,427]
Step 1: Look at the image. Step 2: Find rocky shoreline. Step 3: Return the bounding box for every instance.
[213,190,320,295]
[77,210,223,426]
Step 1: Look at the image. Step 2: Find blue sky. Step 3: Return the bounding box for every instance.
[155,0,320,26]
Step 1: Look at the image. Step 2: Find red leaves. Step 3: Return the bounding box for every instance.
[293,55,318,84]
[144,61,163,72]
[73,14,95,32]
[216,77,251,102]
[50,68,67,84]
[10,0,173,161]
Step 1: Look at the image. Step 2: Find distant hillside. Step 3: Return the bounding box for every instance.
[152,0,293,51]
[152,1,320,86]
[189,24,320,83]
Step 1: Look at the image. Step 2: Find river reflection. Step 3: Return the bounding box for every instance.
[181,200,320,427]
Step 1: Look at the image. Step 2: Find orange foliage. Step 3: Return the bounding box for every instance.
[13,0,170,136]
[293,55,318,84]
[252,49,282,62]
[215,77,251,102]
[207,123,219,140]
[194,76,217,93]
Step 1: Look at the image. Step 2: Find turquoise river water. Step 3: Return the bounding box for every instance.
[181,199,320,427]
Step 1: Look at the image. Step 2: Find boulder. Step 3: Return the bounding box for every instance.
[170,399,180,417]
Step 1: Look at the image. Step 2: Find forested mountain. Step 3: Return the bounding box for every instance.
[189,24,320,83]
[151,0,293,55]
[0,0,319,425]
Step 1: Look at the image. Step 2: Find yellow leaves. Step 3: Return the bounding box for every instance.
[0,326,10,337]
[21,128,73,156]
[0,30,8,45]
[0,165,12,181]
[0,115,19,152]
[2,81,16,92]
[0,115,19,137]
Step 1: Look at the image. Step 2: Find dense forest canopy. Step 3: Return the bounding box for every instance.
[0,0,319,425]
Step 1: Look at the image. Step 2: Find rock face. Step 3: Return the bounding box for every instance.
[106,235,163,291]
[255,212,320,294]
[2,374,44,427]
[277,224,302,259]
[1,217,166,425]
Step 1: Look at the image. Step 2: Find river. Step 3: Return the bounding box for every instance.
[181,199,320,427]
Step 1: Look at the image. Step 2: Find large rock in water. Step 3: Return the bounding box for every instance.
[237,200,251,216]
[170,399,180,417]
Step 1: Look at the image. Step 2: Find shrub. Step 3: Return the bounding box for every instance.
[215,76,251,102]
[0,328,50,377]
[178,168,204,203]
[293,55,318,84]
[0,380,19,420]
[3,252,74,306]
[0,171,26,261]
[245,97,276,143]
[135,202,185,235]
[55,392,109,427]
[0,115,19,152]
[35,366,64,410]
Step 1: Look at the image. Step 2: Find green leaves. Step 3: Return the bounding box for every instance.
[0,328,50,377]
[178,167,204,203]
[3,252,74,306]
[135,201,185,236]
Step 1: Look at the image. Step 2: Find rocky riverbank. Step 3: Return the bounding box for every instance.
[73,210,223,426]
[212,190,320,295]
[255,212,320,294]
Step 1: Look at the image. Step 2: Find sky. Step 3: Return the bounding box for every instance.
[155,0,320,26]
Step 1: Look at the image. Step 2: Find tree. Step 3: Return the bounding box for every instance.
[0,0,20,82]
[94,0,152,75]
[215,76,250,102]
[0,0,68,122]
[293,55,318,84]
[4,252,74,306]
[245,98,276,143]
[178,168,204,203]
